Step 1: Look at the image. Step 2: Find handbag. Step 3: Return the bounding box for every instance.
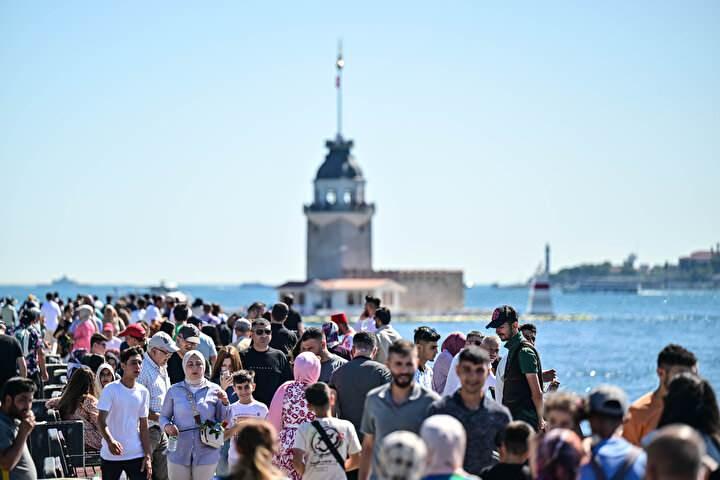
[183,385,225,449]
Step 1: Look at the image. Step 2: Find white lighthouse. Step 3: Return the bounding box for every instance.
[527,244,554,315]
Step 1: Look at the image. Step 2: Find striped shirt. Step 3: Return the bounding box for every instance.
[138,352,170,428]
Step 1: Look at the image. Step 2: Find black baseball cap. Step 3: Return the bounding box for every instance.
[177,324,200,344]
[486,305,519,328]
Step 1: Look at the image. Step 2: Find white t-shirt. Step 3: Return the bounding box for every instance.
[354,317,377,333]
[294,417,361,480]
[227,400,269,468]
[442,350,496,397]
[41,300,62,332]
[144,304,161,322]
[97,380,150,461]
[130,308,146,324]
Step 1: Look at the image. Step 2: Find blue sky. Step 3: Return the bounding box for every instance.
[1,2,718,285]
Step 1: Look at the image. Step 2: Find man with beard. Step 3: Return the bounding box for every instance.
[358,340,439,480]
[429,346,512,475]
[487,305,545,431]
[0,377,37,479]
[239,318,292,407]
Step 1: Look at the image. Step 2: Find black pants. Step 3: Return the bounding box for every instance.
[101,457,146,480]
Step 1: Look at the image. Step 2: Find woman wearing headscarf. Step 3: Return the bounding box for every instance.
[95,362,116,395]
[432,332,466,394]
[161,350,231,480]
[420,415,476,479]
[531,428,585,480]
[72,304,97,351]
[267,351,321,480]
[377,431,427,480]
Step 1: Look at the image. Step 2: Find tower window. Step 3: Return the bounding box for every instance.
[325,190,337,205]
[343,191,352,204]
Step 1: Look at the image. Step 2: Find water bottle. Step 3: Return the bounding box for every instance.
[167,435,178,452]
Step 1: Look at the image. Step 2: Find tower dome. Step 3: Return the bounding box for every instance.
[315,137,363,180]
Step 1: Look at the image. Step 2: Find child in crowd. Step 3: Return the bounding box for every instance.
[225,370,269,472]
[480,421,533,480]
[292,382,361,480]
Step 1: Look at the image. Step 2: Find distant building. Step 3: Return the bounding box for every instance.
[278,47,463,315]
[679,248,717,270]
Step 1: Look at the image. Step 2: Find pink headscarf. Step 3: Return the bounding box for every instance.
[267,352,321,431]
[293,352,321,385]
[441,332,466,357]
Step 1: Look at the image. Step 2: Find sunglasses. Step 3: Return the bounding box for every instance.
[254,329,271,336]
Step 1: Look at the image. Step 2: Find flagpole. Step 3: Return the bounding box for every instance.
[336,40,344,139]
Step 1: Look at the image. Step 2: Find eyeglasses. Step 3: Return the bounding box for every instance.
[254,329,271,336]
[467,340,483,346]
[153,348,172,356]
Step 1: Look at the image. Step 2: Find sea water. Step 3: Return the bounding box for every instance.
[1,284,717,401]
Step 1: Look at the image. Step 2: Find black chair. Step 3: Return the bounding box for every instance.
[45,354,62,364]
[46,363,68,378]
[29,420,85,475]
[51,368,67,385]
[43,384,64,399]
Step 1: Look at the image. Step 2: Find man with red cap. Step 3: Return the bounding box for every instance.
[331,312,356,351]
[118,323,147,351]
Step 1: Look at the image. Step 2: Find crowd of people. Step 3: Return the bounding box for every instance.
[0,292,719,480]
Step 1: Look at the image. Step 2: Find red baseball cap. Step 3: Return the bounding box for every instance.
[118,324,146,340]
[330,312,348,326]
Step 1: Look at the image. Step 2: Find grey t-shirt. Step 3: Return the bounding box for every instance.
[360,383,439,476]
[319,354,347,384]
[0,411,36,480]
[329,356,391,441]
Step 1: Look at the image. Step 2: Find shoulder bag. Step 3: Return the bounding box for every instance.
[182,385,224,449]
[311,420,345,468]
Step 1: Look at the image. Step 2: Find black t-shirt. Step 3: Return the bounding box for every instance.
[167,352,211,385]
[0,334,23,385]
[284,308,302,332]
[481,463,532,480]
[217,323,232,346]
[239,346,293,406]
[269,323,298,356]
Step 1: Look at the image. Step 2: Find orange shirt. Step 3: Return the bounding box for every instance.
[622,389,664,446]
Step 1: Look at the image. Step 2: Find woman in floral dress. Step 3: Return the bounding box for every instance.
[267,351,321,480]
[45,366,103,450]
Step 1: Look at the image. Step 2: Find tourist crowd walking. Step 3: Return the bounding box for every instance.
[0,293,718,480]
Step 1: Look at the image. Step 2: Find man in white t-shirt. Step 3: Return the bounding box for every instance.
[443,335,500,397]
[41,293,61,342]
[293,382,361,480]
[130,298,147,325]
[144,297,162,323]
[98,346,152,480]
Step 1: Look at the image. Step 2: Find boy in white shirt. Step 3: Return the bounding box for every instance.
[293,382,361,480]
[225,370,269,470]
[97,346,152,480]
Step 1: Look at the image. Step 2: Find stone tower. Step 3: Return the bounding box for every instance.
[304,135,375,279]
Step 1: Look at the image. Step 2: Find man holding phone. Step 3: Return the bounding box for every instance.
[355,296,380,334]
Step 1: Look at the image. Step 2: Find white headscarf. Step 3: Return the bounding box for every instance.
[95,362,115,394]
[377,431,427,480]
[182,350,207,389]
[420,415,467,475]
